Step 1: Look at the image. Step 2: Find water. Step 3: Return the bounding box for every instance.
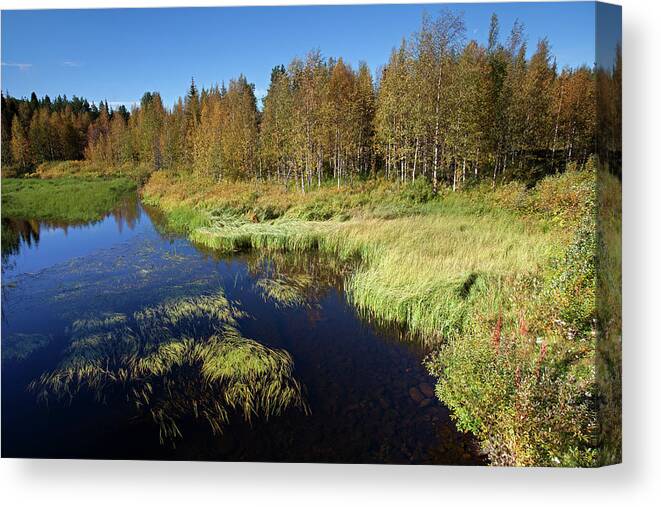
[1,197,482,464]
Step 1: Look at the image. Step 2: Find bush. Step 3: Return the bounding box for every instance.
[401,177,434,204]
[426,201,598,466]
[427,325,596,467]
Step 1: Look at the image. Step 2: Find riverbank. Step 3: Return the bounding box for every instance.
[1,176,136,223]
[141,165,599,466]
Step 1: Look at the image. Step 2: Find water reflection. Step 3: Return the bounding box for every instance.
[1,196,145,278]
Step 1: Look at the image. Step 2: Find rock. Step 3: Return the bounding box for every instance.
[409,387,424,403]
[419,382,435,398]
[419,398,432,408]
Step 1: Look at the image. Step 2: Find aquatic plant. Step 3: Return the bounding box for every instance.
[2,333,53,361]
[30,289,306,444]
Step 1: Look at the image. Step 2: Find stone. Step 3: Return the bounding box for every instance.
[419,382,435,398]
[419,398,432,408]
[409,387,424,403]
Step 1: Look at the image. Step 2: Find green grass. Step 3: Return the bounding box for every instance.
[1,176,137,223]
[34,160,153,184]
[144,174,564,341]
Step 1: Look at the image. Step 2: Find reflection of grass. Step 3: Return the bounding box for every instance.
[255,274,312,308]
[1,177,136,223]
[30,289,306,444]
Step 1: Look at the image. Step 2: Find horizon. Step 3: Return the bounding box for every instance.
[1,2,598,109]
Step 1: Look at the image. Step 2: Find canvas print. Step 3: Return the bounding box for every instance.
[0,2,621,466]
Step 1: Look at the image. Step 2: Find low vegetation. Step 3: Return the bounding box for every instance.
[1,175,136,223]
[596,169,622,465]
[33,160,153,184]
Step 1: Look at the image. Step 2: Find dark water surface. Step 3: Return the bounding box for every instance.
[1,198,482,464]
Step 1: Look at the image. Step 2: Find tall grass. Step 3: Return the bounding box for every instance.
[143,173,561,341]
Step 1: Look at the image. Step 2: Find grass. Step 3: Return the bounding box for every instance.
[143,172,564,341]
[34,160,153,184]
[596,168,622,465]
[2,333,53,361]
[30,289,307,444]
[142,163,603,466]
[255,274,312,308]
[1,176,137,223]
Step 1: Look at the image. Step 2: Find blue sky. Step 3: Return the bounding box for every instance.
[1,2,598,109]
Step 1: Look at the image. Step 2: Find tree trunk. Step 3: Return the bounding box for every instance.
[412,136,419,182]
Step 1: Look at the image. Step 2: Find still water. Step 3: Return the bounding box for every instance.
[1,197,482,464]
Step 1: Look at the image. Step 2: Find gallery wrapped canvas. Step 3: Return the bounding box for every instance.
[0,2,621,467]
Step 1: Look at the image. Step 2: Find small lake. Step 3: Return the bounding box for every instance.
[1,196,482,464]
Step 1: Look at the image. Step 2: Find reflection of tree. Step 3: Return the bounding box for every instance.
[2,217,40,268]
[1,196,141,271]
[111,196,141,233]
[29,290,307,444]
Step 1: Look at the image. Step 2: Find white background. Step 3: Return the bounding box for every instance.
[0,1,658,505]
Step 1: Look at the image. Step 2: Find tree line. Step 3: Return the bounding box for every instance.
[2,12,607,189]
[1,93,126,168]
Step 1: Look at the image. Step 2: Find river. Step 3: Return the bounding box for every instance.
[1,195,482,464]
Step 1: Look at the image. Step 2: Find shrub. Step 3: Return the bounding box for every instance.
[402,177,434,204]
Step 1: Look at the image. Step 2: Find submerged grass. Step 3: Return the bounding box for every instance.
[255,272,316,308]
[2,333,53,361]
[30,289,307,444]
[142,164,601,466]
[1,176,136,223]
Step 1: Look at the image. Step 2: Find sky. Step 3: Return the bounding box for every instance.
[1,2,600,109]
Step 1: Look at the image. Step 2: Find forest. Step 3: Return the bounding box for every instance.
[1,13,614,188]
[1,10,621,467]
